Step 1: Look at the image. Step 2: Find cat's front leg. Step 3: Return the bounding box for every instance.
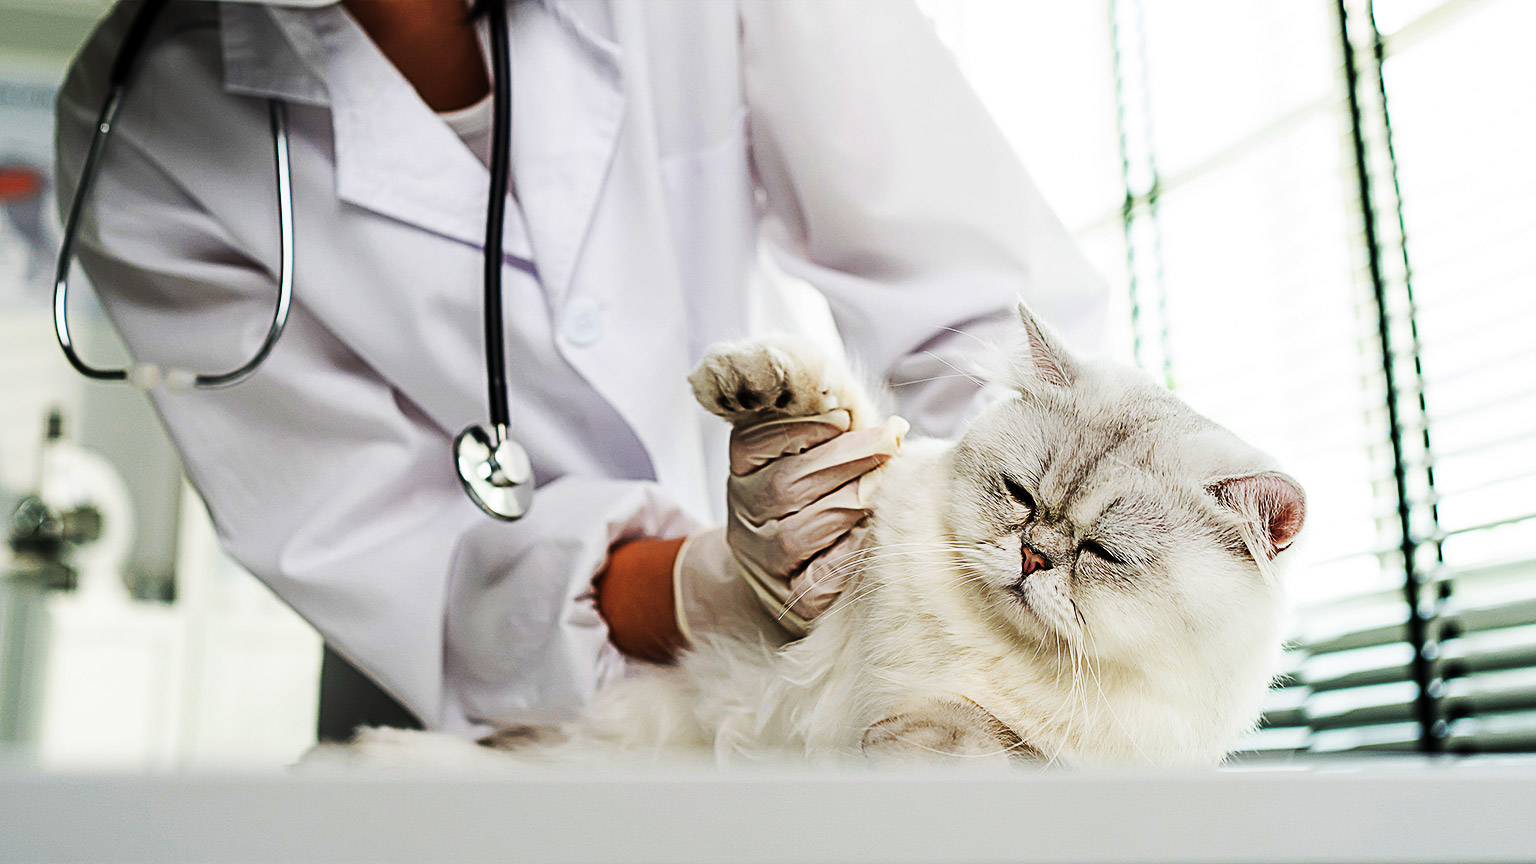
[688,336,904,623]
[861,697,1042,765]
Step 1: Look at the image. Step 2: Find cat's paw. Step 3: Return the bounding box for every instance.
[861,697,1040,765]
[477,723,568,751]
[688,337,841,425]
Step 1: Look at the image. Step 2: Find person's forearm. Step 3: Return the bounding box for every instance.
[341,0,489,112]
[595,537,688,663]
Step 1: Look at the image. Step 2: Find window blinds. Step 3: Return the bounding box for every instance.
[1381,0,1536,753]
[926,0,1535,756]
[1109,0,1417,756]
[1108,0,1536,755]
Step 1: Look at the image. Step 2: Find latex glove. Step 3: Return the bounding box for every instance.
[673,526,795,648]
[716,410,907,634]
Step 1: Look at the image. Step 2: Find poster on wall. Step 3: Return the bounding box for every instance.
[0,74,61,310]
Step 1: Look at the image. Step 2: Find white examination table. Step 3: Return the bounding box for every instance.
[1,756,1533,863]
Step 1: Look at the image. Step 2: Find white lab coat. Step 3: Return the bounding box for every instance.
[56,0,1107,731]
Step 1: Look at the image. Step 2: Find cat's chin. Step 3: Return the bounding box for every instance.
[1001,582,1081,649]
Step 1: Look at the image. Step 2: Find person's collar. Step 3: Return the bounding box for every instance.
[218,0,625,306]
[220,2,330,107]
[219,0,619,118]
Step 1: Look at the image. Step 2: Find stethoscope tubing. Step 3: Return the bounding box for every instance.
[54,84,131,384]
[56,0,532,520]
[54,0,294,390]
[481,0,516,441]
[453,0,536,521]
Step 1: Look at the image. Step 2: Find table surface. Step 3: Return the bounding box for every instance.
[2,756,1534,864]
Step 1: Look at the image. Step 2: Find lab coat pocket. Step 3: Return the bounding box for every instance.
[658,108,757,361]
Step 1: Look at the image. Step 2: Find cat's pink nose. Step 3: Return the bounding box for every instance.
[1021,542,1052,576]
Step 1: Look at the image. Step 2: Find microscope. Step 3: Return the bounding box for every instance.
[1,410,108,745]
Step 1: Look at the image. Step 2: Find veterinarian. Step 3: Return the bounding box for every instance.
[54,0,1108,736]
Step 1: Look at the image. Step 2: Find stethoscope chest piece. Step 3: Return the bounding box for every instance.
[454,425,534,521]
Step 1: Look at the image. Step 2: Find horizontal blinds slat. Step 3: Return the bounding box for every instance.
[1300,621,1409,656]
[1306,662,1413,693]
[1259,708,1310,731]
[1444,669,1536,716]
[1256,681,1311,731]
[1308,722,1421,752]
[1446,712,1536,753]
[1306,684,1419,731]
[1445,647,1536,679]
[1445,599,1536,636]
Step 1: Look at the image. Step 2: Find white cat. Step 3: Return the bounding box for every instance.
[349,303,1304,768]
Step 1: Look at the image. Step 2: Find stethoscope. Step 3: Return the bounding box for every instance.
[54,0,534,521]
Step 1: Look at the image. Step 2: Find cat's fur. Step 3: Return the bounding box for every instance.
[347,303,1304,768]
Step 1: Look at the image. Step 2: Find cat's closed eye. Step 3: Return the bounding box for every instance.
[1001,475,1036,511]
[1079,538,1124,565]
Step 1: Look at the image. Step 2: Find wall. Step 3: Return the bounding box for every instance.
[0,0,321,768]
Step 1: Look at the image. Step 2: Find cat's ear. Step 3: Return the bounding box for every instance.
[1010,301,1079,390]
[1207,472,1306,561]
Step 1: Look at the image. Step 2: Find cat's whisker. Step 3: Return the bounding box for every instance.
[891,372,989,388]
[805,567,1012,631]
[1063,649,1083,756]
[935,324,1004,353]
[1034,629,1085,767]
[920,351,987,388]
[812,544,976,583]
[773,543,976,617]
[804,561,998,627]
[1082,625,1156,766]
[1056,647,1088,766]
[778,543,981,622]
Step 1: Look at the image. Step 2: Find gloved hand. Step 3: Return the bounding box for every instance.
[674,410,907,640]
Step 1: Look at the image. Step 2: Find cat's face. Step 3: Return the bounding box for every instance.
[941,308,1303,670]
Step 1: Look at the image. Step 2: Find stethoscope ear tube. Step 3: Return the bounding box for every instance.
[192,100,295,389]
[54,85,130,384]
[107,0,171,88]
[53,0,167,382]
[54,0,294,391]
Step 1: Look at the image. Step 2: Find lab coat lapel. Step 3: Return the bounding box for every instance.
[510,0,625,308]
[220,3,529,434]
[302,6,536,260]
[226,3,534,260]
[247,0,624,307]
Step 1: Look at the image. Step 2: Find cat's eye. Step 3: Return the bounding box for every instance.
[1080,539,1124,565]
[1001,475,1036,511]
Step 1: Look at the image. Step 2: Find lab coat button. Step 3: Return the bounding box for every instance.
[562,300,603,347]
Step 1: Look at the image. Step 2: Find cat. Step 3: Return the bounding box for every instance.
[347,302,1304,768]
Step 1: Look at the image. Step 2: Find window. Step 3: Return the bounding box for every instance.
[924,0,1536,754]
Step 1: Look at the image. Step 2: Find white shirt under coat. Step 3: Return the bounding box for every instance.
[55,0,1109,732]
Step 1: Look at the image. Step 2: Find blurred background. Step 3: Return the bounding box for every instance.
[0,0,1531,769]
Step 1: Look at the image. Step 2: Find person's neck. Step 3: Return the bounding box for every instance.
[341,0,491,112]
